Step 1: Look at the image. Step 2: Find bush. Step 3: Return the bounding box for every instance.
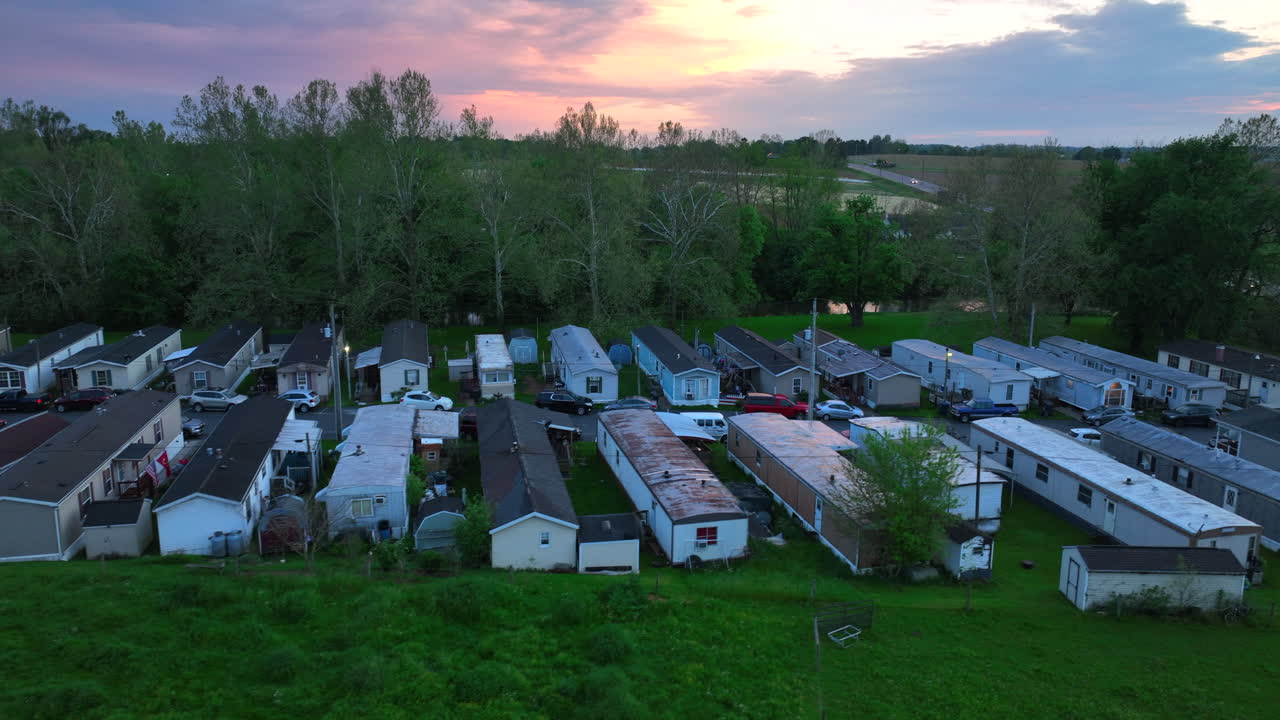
[417,550,445,572]
[454,496,493,567]
[259,645,306,683]
[586,623,634,665]
[372,537,413,572]
[551,592,591,627]
[452,660,527,704]
[598,577,648,621]
[1097,586,1173,617]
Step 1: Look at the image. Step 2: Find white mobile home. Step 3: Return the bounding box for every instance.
[1158,340,1280,409]
[0,323,103,394]
[631,325,720,406]
[316,404,414,540]
[1059,546,1245,611]
[1040,336,1227,408]
[475,334,515,399]
[550,325,618,402]
[377,319,430,402]
[598,410,748,564]
[969,418,1262,565]
[892,339,1033,410]
[972,336,1133,411]
[53,326,182,393]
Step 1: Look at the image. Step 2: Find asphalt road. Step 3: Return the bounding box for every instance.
[848,162,944,194]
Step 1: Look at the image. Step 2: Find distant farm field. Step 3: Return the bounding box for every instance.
[848,153,1086,189]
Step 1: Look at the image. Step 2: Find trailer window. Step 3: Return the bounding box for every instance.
[1076,484,1093,508]
[1035,463,1049,482]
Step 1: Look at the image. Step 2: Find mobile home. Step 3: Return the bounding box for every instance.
[969,418,1262,565]
[891,339,1032,410]
[475,334,515,399]
[631,325,720,407]
[550,325,618,402]
[1040,336,1227,408]
[972,336,1133,410]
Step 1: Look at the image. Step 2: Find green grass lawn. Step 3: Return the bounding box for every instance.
[841,167,935,200]
[565,442,634,515]
[0,491,1274,719]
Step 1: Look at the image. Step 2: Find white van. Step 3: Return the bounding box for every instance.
[681,412,728,441]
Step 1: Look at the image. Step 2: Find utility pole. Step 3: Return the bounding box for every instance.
[975,449,982,523]
[1028,303,1036,347]
[329,302,343,440]
[808,298,818,421]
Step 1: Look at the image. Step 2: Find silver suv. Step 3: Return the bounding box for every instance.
[189,388,248,412]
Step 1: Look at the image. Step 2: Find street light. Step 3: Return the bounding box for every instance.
[344,344,353,403]
[1249,354,1260,408]
[27,338,40,391]
[944,350,953,400]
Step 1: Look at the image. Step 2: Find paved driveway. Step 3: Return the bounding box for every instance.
[848,162,944,194]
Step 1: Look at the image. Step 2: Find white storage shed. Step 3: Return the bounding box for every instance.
[970,418,1263,565]
[1059,545,1246,611]
[507,328,538,365]
[597,410,748,565]
[577,513,641,573]
[891,339,1033,410]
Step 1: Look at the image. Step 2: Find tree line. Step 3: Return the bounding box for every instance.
[0,72,1275,352]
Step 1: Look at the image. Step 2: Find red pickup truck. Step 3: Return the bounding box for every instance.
[739,393,809,419]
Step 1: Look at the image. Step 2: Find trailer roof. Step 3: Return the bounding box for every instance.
[550,325,615,376]
[1039,336,1225,390]
[894,339,1030,384]
[728,414,855,500]
[324,405,414,491]
[974,336,1127,386]
[972,417,1259,534]
[475,333,513,372]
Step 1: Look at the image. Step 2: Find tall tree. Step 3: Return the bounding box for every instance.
[801,196,906,326]
[829,425,960,575]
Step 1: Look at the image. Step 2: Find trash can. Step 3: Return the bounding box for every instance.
[377,519,392,541]
[208,532,227,558]
[225,530,244,557]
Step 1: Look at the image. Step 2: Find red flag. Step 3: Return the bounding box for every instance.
[157,451,171,478]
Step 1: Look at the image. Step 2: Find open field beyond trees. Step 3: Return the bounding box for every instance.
[849,153,1087,188]
[0,495,1275,720]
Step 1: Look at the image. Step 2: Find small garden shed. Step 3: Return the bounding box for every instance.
[577,513,640,573]
[1059,545,1246,611]
[607,339,632,367]
[941,523,993,580]
[508,329,538,365]
[82,499,153,559]
[414,496,466,551]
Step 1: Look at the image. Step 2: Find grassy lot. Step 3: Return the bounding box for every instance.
[848,154,1087,189]
[0,493,1274,719]
[565,442,634,515]
[840,167,935,200]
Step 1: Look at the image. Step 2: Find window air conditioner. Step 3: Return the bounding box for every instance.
[685,391,695,400]
[695,541,708,549]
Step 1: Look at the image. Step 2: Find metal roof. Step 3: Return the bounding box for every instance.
[415,410,460,441]
[797,333,914,381]
[1099,416,1280,500]
[54,326,180,369]
[379,319,429,367]
[154,397,294,509]
[1070,545,1245,575]
[1215,405,1280,441]
[972,417,1260,534]
[323,404,415,492]
[1039,336,1226,390]
[850,418,1007,488]
[550,325,615,376]
[894,339,1032,384]
[974,336,1125,386]
[632,326,714,375]
[599,410,745,523]
[729,413,856,500]
[177,320,260,369]
[1158,339,1280,384]
[716,325,802,375]
[475,334,513,372]
[0,391,177,504]
[272,419,321,453]
[354,346,382,369]
[81,499,148,527]
[655,412,715,442]
[0,323,101,369]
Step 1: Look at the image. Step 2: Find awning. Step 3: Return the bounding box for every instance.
[355,346,382,369]
[723,349,760,370]
[1022,367,1060,380]
[251,350,284,370]
[655,412,715,442]
[114,442,154,462]
[273,419,322,453]
[163,347,194,364]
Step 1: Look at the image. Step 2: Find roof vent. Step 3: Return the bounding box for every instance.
[1124,477,1134,485]
[510,441,519,454]
[663,470,670,478]
[355,445,365,456]
[701,479,706,487]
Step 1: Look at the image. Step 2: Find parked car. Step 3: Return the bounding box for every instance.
[182,416,206,439]
[1069,428,1103,446]
[1161,403,1219,427]
[458,406,478,440]
[681,411,728,441]
[814,400,864,421]
[739,393,808,419]
[948,398,1018,422]
[1081,405,1136,427]
[602,396,658,412]
[535,390,593,415]
[277,389,320,413]
[54,387,113,412]
[0,390,53,412]
[188,388,247,412]
[401,390,454,411]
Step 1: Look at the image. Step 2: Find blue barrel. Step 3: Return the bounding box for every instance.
[208,532,227,558]
[225,530,244,557]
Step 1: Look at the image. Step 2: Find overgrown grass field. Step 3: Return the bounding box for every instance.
[1,493,1275,720]
[848,153,1087,188]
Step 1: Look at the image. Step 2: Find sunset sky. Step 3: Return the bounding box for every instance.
[3,0,1277,145]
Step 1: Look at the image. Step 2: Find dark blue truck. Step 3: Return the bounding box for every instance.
[948,398,1019,422]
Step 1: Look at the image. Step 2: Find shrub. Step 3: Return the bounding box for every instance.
[586,623,634,665]
[551,592,591,627]
[417,550,445,572]
[372,537,412,572]
[1096,586,1173,617]
[454,495,493,567]
[598,577,648,621]
[259,645,306,683]
[452,661,527,704]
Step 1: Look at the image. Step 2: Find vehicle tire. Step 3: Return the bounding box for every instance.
[821,413,831,421]
[192,403,204,412]
[435,405,444,411]
[576,406,587,416]
[297,404,309,413]
[56,404,66,413]
[960,414,970,423]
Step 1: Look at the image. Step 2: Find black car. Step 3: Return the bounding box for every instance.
[535,390,593,415]
[0,389,53,412]
[602,396,657,412]
[1160,403,1219,427]
[1081,405,1136,427]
